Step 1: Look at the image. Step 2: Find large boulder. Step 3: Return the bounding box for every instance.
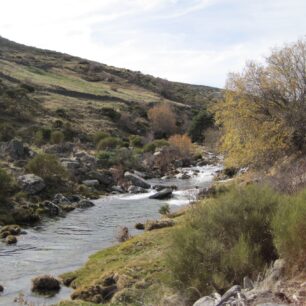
[128,186,148,194]
[149,188,173,199]
[31,275,61,294]
[0,139,30,160]
[87,170,115,186]
[74,151,97,168]
[124,172,151,189]
[61,159,81,175]
[18,174,46,195]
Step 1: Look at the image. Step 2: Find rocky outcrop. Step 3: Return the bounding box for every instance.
[31,275,61,294]
[193,260,291,306]
[0,139,31,160]
[149,188,173,199]
[17,174,45,195]
[124,172,151,189]
[40,201,61,216]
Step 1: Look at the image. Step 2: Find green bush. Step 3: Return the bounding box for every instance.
[97,148,139,169]
[26,154,67,183]
[93,132,109,145]
[50,131,65,144]
[159,204,170,215]
[167,184,279,300]
[97,151,115,168]
[143,139,169,153]
[0,169,13,200]
[129,135,143,148]
[97,136,123,151]
[273,190,306,270]
[34,128,51,144]
[0,123,15,141]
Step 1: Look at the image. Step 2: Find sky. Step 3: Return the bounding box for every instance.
[0,0,305,87]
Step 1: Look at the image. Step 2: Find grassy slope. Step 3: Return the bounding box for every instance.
[0,36,221,138]
[58,225,178,306]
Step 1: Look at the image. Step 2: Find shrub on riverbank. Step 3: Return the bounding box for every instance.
[273,189,306,271]
[167,184,280,301]
[26,153,67,184]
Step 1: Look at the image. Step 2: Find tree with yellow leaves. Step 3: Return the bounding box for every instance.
[213,39,306,167]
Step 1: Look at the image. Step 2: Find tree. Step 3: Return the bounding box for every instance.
[188,108,214,142]
[148,104,176,138]
[169,134,193,158]
[213,39,306,167]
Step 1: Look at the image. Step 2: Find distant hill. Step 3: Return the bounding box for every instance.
[0,36,221,139]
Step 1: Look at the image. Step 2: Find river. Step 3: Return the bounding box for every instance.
[0,164,221,306]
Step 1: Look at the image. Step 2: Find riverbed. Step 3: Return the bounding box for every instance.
[0,164,221,306]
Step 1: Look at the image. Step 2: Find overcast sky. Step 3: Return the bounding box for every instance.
[0,0,305,87]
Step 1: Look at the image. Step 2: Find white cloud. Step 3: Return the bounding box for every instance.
[0,0,305,87]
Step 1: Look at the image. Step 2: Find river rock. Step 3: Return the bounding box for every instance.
[124,172,151,189]
[149,188,173,199]
[41,201,61,216]
[87,170,114,186]
[128,185,148,194]
[82,179,100,187]
[145,219,175,231]
[53,193,70,205]
[0,224,21,236]
[76,199,95,208]
[5,235,17,245]
[153,184,177,191]
[17,174,46,195]
[176,172,190,180]
[112,186,125,193]
[135,223,145,230]
[32,275,61,293]
[193,296,216,306]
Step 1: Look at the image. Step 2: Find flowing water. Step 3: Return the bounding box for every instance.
[0,164,221,306]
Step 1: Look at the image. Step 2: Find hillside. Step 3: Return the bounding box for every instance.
[0,36,220,139]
